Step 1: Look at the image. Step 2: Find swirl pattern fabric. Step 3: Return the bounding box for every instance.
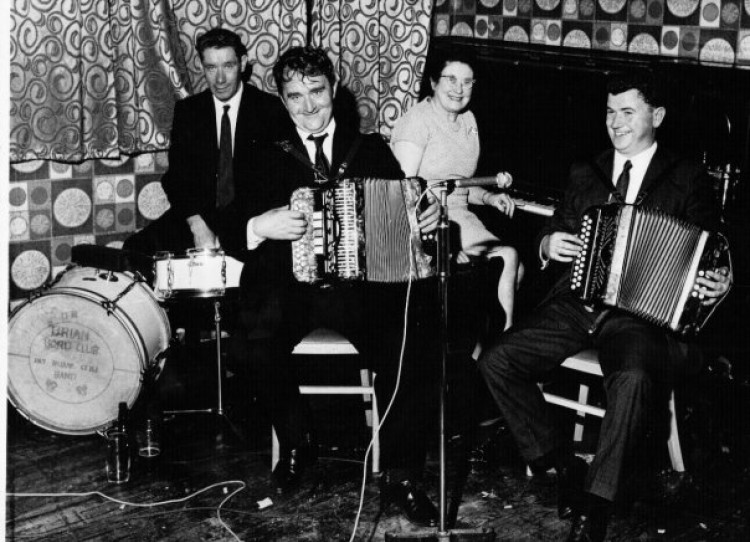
[10,0,307,162]
[310,0,433,135]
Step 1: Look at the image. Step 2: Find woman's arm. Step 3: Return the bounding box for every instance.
[391,140,425,177]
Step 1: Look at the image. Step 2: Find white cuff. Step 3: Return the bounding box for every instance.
[246,217,266,250]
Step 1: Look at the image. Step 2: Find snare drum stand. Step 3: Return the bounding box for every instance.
[164,298,244,443]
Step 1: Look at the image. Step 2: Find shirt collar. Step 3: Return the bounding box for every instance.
[296,118,336,145]
[213,83,243,113]
[613,141,658,181]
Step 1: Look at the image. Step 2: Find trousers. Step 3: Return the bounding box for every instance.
[477,291,691,501]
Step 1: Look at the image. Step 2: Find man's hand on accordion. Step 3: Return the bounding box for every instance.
[696,267,732,306]
[418,191,440,234]
[542,231,584,263]
[252,206,308,241]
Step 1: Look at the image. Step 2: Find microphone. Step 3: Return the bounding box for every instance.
[438,176,504,188]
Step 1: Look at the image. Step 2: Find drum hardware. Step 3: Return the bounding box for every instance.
[161,298,244,442]
[154,250,245,441]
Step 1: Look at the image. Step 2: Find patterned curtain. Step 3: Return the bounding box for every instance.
[310,0,433,135]
[10,0,191,162]
[9,0,308,163]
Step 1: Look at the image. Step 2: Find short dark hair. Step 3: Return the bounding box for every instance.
[423,49,478,89]
[196,28,247,62]
[273,46,336,94]
[606,70,665,109]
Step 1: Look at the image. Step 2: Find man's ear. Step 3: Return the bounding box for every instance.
[239,54,249,74]
[652,106,666,128]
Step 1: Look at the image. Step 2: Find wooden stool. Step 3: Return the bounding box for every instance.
[541,349,685,472]
[271,328,381,474]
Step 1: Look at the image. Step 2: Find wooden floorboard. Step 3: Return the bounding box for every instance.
[6,401,750,542]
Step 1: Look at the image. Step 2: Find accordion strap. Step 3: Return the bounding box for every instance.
[275,134,364,183]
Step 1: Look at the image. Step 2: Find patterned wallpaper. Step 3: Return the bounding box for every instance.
[7,153,171,303]
[433,0,750,66]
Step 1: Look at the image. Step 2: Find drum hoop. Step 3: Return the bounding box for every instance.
[187,247,224,258]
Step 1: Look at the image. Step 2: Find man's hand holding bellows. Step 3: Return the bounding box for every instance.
[253,205,308,241]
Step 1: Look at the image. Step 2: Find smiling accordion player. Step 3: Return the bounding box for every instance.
[570,203,731,336]
[290,177,435,283]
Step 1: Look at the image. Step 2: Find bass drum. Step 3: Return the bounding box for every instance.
[7,267,171,435]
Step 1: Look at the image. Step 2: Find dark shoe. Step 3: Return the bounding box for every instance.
[557,456,589,519]
[379,475,438,527]
[566,508,608,542]
[272,445,317,493]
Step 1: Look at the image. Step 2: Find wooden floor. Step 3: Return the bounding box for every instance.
[6,340,750,542]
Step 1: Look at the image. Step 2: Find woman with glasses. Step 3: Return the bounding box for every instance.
[390,50,524,332]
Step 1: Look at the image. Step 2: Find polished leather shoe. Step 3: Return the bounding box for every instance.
[272,445,317,493]
[557,456,589,519]
[566,509,608,542]
[379,475,438,527]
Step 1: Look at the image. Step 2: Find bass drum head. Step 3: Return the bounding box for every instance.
[7,290,146,435]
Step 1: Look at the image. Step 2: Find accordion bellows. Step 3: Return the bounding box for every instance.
[290,177,434,283]
[571,204,730,336]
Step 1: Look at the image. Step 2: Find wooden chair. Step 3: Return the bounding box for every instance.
[271,328,381,474]
[541,349,685,472]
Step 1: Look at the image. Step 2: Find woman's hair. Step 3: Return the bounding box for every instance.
[423,49,478,89]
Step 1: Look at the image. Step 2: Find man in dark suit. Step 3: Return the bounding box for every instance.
[124,27,283,256]
[232,46,442,526]
[477,71,732,542]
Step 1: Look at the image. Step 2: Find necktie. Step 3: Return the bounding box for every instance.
[307,133,330,180]
[216,105,234,207]
[615,160,632,202]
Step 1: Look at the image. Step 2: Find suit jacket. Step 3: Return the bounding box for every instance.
[160,83,284,250]
[539,145,720,298]
[239,120,404,292]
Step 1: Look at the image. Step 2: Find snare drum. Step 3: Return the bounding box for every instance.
[153,248,244,300]
[7,267,171,435]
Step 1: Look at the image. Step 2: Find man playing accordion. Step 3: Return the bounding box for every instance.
[231,46,443,526]
[477,70,732,542]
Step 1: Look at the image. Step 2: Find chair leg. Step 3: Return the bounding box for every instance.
[667,390,685,472]
[370,386,381,474]
[271,426,280,470]
[573,383,590,443]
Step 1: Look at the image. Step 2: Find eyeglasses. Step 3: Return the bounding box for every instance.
[439,75,476,89]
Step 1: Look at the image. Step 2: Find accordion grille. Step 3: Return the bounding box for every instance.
[618,210,702,326]
[363,179,414,282]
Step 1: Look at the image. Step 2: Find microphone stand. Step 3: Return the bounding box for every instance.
[386,184,495,541]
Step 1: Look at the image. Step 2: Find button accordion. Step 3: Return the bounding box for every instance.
[570,204,730,336]
[290,177,434,283]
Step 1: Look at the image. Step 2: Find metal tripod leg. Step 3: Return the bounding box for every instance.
[163,299,244,441]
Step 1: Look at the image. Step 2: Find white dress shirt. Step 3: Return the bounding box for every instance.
[212,85,243,152]
[612,142,658,204]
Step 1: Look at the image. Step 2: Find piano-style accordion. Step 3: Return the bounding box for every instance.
[570,204,730,336]
[290,177,434,283]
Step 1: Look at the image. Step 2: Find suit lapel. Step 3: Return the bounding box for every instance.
[638,146,674,197]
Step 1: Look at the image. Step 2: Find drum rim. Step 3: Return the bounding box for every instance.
[7,288,147,435]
